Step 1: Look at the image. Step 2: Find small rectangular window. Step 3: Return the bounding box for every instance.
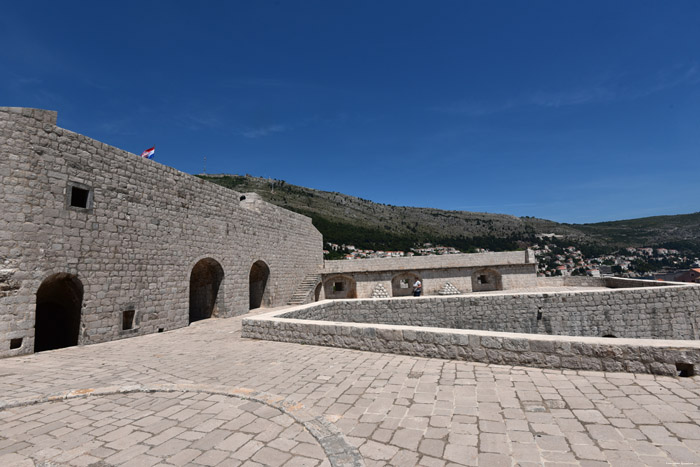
[122,310,135,330]
[333,282,344,292]
[70,186,90,208]
[10,338,22,349]
[67,182,93,210]
[400,279,409,288]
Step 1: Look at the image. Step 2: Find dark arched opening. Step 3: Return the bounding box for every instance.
[34,273,83,352]
[189,258,224,323]
[471,268,503,292]
[391,272,422,297]
[249,260,270,309]
[314,282,322,302]
[322,275,357,299]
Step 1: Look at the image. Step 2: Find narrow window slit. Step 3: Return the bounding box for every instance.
[122,310,135,330]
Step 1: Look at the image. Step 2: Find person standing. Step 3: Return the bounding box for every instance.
[413,279,422,297]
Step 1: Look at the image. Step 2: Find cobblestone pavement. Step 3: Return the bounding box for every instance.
[1,310,700,466]
[0,391,328,467]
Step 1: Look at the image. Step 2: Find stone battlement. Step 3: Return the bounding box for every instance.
[0,107,323,357]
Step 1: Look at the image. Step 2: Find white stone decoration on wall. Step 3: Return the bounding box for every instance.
[370,283,389,298]
[438,282,461,295]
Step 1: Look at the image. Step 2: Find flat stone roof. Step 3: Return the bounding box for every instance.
[1,310,699,466]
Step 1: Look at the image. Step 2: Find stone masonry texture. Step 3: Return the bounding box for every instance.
[279,285,700,340]
[321,252,538,298]
[0,107,323,357]
[243,283,700,376]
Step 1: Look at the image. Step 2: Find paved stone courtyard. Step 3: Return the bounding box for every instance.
[1,309,700,467]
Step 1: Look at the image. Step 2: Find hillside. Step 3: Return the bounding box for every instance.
[198,174,700,254]
[576,213,700,248]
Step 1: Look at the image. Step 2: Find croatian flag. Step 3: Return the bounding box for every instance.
[140,146,155,159]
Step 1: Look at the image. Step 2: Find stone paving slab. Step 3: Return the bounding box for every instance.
[0,310,699,466]
[0,391,330,467]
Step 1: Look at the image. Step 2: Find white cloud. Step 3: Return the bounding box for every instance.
[241,124,287,138]
[433,63,700,116]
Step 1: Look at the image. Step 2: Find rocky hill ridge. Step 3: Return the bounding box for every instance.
[198,174,700,253]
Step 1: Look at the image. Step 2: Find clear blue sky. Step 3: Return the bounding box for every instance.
[2,1,699,224]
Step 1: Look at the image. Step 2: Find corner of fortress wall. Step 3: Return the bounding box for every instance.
[0,107,323,357]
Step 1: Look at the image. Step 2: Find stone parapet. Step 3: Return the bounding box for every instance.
[243,299,700,376]
[323,250,533,274]
[278,283,700,340]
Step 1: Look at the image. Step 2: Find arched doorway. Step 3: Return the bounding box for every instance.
[249,260,270,309]
[189,258,224,323]
[391,272,422,297]
[471,268,503,292]
[314,282,323,302]
[34,273,83,352]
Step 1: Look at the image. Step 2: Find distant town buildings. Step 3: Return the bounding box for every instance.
[533,243,698,280]
[325,242,461,260]
[326,240,700,282]
[655,269,700,284]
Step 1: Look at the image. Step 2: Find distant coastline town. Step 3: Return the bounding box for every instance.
[325,239,700,284]
[325,242,464,260]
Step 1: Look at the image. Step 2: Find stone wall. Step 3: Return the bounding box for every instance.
[320,252,538,299]
[0,107,323,357]
[242,312,700,376]
[537,276,674,289]
[280,284,700,340]
[320,264,537,299]
[323,250,535,274]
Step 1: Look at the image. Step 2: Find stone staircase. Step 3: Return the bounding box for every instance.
[287,273,322,306]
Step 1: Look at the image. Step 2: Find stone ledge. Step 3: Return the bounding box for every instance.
[242,302,700,376]
[271,283,700,340]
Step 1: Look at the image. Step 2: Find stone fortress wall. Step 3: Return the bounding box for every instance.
[319,251,538,300]
[243,281,700,375]
[0,107,323,358]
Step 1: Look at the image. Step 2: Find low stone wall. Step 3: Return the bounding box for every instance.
[321,263,537,299]
[323,250,535,274]
[537,276,673,289]
[280,284,700,340]
[242,310,700,376]
[319,251,540,300]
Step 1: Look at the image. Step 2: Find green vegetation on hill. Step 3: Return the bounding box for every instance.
[198,174,700,255]
[576,213,700,248]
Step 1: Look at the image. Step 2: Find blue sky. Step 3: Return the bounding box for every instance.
[2,1,699,224]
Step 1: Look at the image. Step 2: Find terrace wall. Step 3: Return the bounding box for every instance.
[243,283,700,375]
[321,251,538,298]
[242,314,700,376]
[280,284,700,340]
